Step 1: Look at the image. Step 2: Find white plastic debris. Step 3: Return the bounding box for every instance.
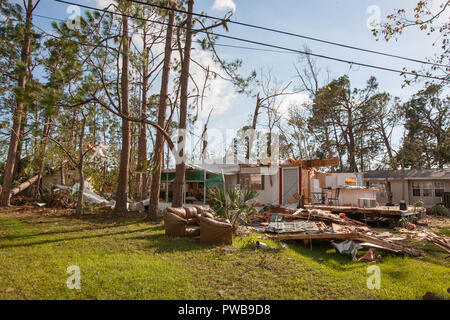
[256,241,268,248]
[88,144,110,162]
[54,184,115,207]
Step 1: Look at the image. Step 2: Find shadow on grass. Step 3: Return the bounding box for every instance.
[127,231,213,253]
[22,210,148,225]
[286,240,363,270]
[0,210,156,240]
[1,219,147,241]
[0,226,158,249]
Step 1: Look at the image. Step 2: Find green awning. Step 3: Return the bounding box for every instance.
[161,172,176,182]
[186,170,205,181]
[206,175,224,188]
[161,170,205,182]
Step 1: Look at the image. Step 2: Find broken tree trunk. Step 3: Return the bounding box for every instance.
[246,93,261,160]
[10,174,39,196]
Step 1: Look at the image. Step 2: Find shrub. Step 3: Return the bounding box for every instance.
[415,200,424,208]
[430,204,449,217]
[207,186,258,232]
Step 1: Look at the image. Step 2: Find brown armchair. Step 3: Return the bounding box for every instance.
[164,205,232,244]
[198,216,233,245]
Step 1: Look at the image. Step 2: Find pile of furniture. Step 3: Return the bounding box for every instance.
[164,206,233,245]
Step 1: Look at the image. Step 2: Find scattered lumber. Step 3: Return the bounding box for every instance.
[292,209,369,227]
[269,232,422,257]
[424,231,450,254]
[305,205,409,217]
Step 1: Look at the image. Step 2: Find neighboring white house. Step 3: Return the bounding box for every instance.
[363,169,450,208]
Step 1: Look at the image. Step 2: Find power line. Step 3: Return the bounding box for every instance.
[126,0,449,69]
[215,43,296,54]
[35,13,64,22]
[53,0,449,81]
[33,13,297,54]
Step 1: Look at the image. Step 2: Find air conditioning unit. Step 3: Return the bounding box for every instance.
[358,198,377,208]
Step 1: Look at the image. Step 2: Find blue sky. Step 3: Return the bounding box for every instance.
[20,0,449,151]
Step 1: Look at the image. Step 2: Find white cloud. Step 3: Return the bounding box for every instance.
[188,43,238,119]
[277,93,312,118]
[94,0,116,9]
[211,0,236,13]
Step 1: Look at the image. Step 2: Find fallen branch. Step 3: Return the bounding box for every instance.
[10,174,39,196]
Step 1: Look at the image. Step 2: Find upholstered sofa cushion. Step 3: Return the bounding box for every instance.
[185,226,200,237]
[166,207,187,219]
[201,211,215,219]
[193,205,205,215]
[186,218,199,226]
[184,207,198,219]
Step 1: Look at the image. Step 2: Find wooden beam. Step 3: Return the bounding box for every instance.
[302,157,339,168]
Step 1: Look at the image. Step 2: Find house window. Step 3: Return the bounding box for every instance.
[412,182,421,197]
[422,182,432,197]
[434,182,444,198]
[239,174,264,191]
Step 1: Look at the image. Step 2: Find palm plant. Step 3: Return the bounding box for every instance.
[207,186,258,232]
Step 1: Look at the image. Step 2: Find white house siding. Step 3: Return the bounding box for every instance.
[256,170,280,205]
[364,178,449,208]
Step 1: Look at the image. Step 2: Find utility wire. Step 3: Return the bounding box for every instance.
[34,13,296,54]
[126,0,449,69]
[53,0,449,81]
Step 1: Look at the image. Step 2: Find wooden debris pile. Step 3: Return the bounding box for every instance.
[292,209,368,227]
[424,231,450,253]
[248,208,425,257]
[392,228,450,254]
[269,230,423,257]
[247,206,450,258]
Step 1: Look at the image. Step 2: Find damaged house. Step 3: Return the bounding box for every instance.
[159,157,340,207]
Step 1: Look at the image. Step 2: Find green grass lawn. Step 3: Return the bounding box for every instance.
[0,207,449,300]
